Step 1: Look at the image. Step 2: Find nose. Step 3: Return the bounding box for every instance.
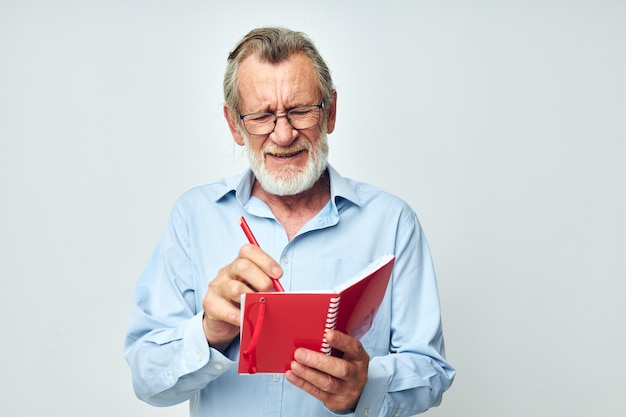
[270,114,298,146]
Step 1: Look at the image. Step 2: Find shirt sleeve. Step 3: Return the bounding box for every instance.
[354,210,456,417]
[123,199,236,406]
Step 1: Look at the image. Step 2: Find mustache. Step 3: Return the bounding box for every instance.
[263,140,311,156]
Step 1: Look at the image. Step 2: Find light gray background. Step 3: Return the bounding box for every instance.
[1,1,624,416]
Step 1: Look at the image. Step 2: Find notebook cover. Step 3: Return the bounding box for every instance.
[334,254,395,341]
[238,253,395,374]
[238,292,333,374]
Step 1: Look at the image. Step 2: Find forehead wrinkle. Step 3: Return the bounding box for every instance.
[237,53,319,113]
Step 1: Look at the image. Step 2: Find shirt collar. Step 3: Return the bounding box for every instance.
[214,164,362,209]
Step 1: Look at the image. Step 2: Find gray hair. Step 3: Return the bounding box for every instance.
[224,27,335,116]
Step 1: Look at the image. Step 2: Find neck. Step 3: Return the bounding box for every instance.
[251,171,331,240]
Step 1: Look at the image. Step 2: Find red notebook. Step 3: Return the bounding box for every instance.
[238,253,395,374]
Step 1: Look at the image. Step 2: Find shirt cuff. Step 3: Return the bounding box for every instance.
[184,312,236,376]
[353,360,388,417]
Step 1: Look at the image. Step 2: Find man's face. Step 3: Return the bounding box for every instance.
[227,53,336,196]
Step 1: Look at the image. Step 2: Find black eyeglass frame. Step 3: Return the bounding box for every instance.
[238,101,325,135]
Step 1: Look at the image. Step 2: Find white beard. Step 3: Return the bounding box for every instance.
[241,129,329,196]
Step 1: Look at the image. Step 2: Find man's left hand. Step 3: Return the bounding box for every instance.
[285,329,370,413]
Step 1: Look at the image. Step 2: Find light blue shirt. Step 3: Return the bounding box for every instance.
[124,165,455,417]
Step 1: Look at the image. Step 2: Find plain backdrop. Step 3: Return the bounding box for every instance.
[1,1,624,416]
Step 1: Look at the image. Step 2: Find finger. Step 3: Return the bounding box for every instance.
[293,347,350,381]
[239,244,283,279]
[203,289,242,325]
[222,256,273,293]
[325,330,369,362]
[202,287,243,348]
[210,265,259,302]
[202,310,239,347]
[286,362,337,400]
[288,345,367,412]
[234,244,283,290]
[286,363,358,413]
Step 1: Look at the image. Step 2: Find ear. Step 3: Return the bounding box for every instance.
[224,104,245,146]
[325,90,338,134]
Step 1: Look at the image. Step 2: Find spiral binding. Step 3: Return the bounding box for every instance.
[321,296,341,354]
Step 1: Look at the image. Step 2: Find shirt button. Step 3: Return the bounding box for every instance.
[196,352,204,361]
[215,363,224,371]
[281,256,289,264]
[362,408,369,416]
[272,374,280,382]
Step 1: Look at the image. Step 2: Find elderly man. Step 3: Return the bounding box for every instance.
[125,27,454,417]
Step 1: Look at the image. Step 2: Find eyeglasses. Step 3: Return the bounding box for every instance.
[239,101,324,135]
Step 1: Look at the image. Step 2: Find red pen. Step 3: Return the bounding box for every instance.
[239,216,285,292]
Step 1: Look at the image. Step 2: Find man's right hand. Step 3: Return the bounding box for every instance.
[201,244,283,351]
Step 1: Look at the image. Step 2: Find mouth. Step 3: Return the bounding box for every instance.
[268,149,306,159]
